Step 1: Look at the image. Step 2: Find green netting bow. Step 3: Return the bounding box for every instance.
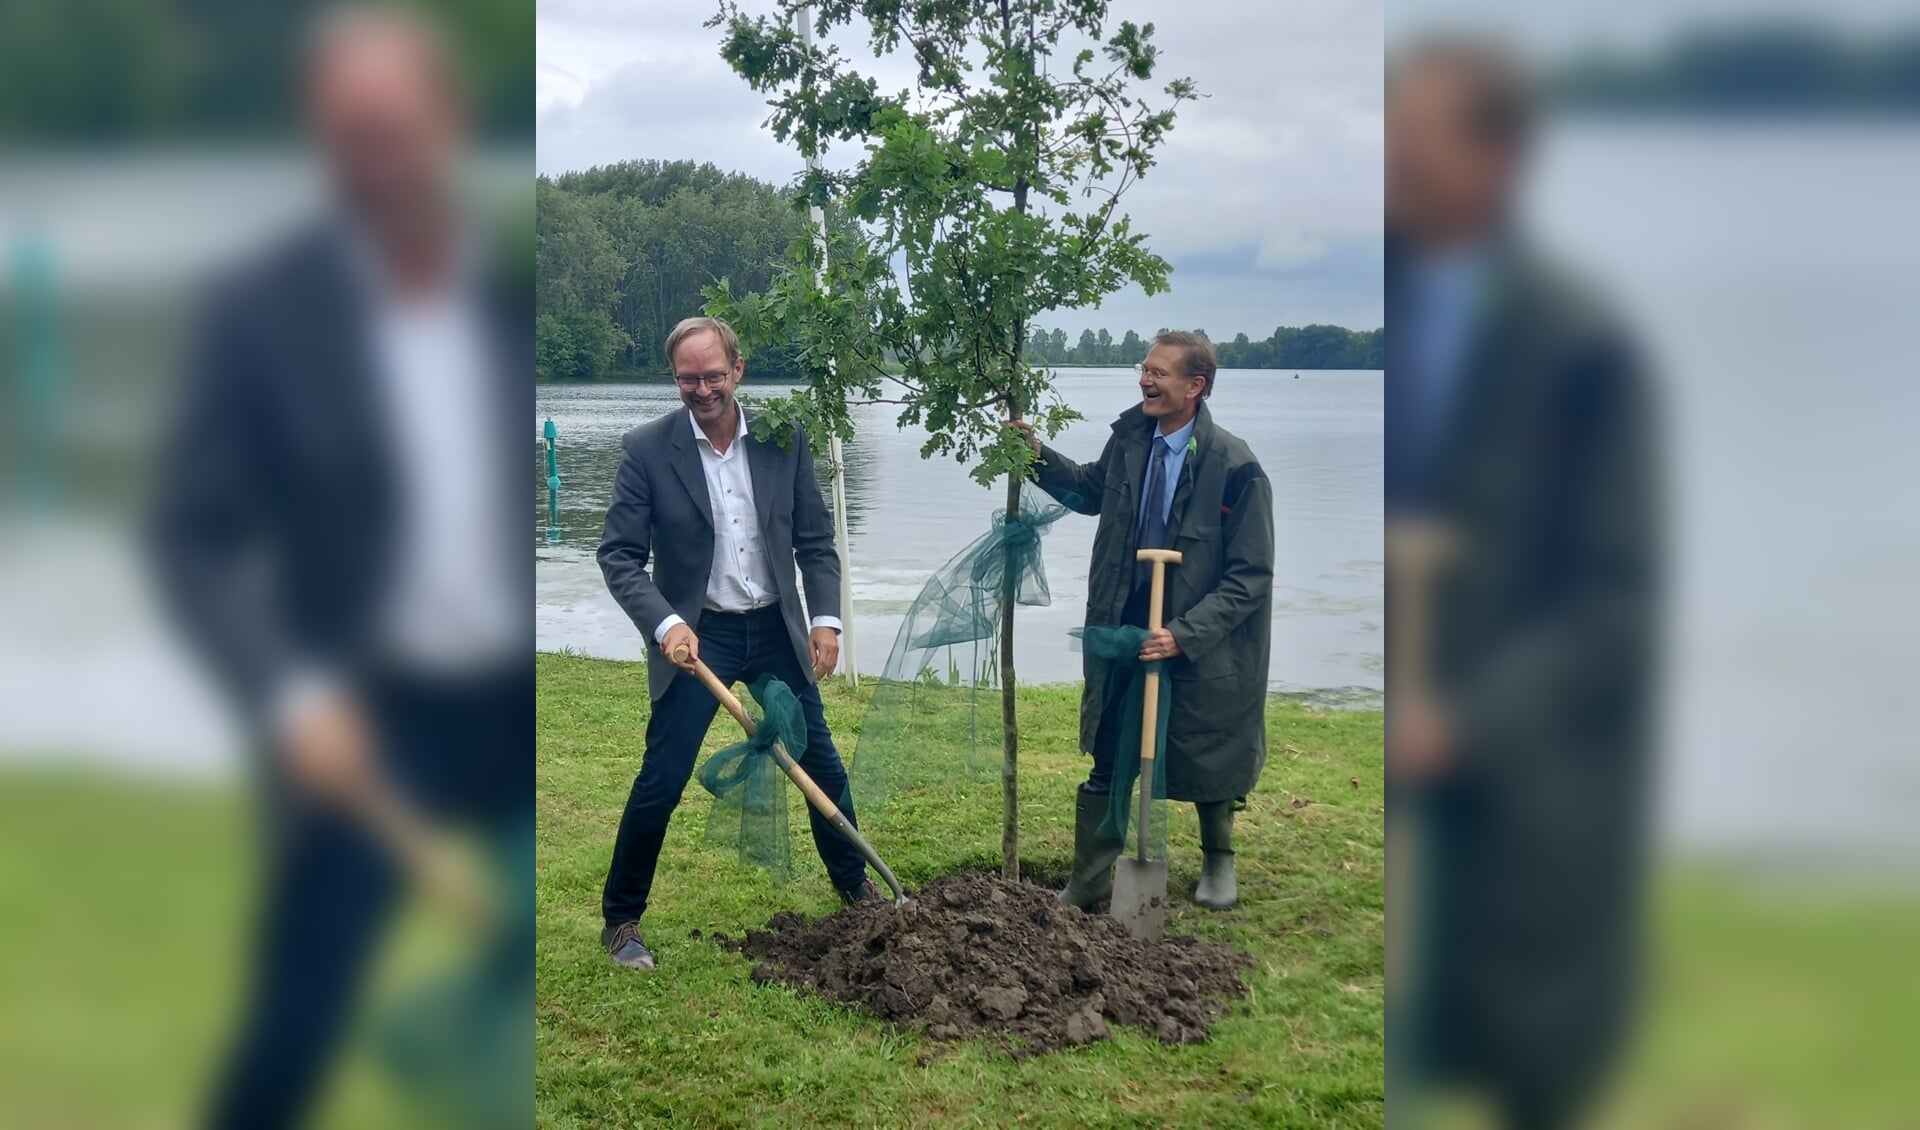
[1076,625,1171,859]
[696,674,809,883]
[850,487,1070,814]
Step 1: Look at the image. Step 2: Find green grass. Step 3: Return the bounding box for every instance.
[0,770,457,1129]
[536,652,1387,1128]
[11,665,1917,1128]
[1591,873,1920,1129]
[0,773,247,1129]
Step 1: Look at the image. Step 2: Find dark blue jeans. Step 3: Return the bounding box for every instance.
[206,665,531,1130]
[602,605,868,926]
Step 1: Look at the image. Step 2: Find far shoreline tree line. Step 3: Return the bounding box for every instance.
[1024,323,1381,372]
[536,161,1380,382]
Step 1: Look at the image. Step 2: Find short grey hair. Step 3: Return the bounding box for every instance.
[665,316,743,369]
[1153,330,1218,398]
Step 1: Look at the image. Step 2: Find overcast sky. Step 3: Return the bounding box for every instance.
[1389,0,1919,58]
[537,0,1384,334]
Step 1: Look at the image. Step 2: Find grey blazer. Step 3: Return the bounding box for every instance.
[598,406,841,700]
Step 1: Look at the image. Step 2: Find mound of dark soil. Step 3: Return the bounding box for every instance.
[714,872,1250,1055]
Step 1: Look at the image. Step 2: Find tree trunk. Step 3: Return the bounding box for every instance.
[1001,83,1033,879]
[998,5,1034,883]
[1000,464,1020,882]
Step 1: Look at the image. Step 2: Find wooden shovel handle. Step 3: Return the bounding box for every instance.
[1132,548,1183,859]
[677,646,758,736]
[671,645,828,798]
[671,644,909,905]
[351,775,493,932]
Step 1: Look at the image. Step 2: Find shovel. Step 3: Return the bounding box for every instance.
[1384,518,1461,1000]
[348,772,496,933]
[674,646,908,906]
[1112,547,1183,941]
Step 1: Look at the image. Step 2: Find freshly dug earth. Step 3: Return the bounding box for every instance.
[715,872,1251,1055]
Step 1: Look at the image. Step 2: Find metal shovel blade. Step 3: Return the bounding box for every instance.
[1111,856,1168,940]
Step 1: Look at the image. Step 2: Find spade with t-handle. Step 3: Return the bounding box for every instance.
[1111,547,1183,941]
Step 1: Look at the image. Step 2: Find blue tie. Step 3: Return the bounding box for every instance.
[1135,436,1168,588]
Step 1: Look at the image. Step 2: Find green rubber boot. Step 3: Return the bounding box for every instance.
[1059,788,1125,910]
[1193,800,1239,910]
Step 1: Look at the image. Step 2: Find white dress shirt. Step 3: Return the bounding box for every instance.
[275,225,521,733]
[652,403,842,643]
[364,247,521,673]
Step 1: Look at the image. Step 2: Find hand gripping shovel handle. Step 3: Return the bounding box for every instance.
[1134,548,1183,861]
[673,646,908,906]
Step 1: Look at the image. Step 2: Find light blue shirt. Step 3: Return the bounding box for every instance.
[1403,242,1489,472]
[1138,414,1198,530]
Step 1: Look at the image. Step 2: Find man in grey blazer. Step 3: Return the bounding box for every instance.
[596,316,877,970]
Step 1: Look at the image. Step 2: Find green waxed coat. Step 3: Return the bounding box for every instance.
[1032,400,1275,803]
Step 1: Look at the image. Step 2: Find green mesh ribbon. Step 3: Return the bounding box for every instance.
[369,820,531,1128]
[696,674,808,883]
[850,486,1071,815]
[1075,625,1172,861]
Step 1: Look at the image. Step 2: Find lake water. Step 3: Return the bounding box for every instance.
[535,369,1383,702]
[1522,122,1920,864]
[28,123,1916,865]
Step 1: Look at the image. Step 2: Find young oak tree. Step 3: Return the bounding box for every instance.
[705,0,1192,879]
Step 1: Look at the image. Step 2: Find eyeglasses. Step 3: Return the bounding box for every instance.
[1135,364,1186,382]
[673,371,732,391]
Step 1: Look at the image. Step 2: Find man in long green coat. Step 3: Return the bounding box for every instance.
[1013,332,1275,911]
